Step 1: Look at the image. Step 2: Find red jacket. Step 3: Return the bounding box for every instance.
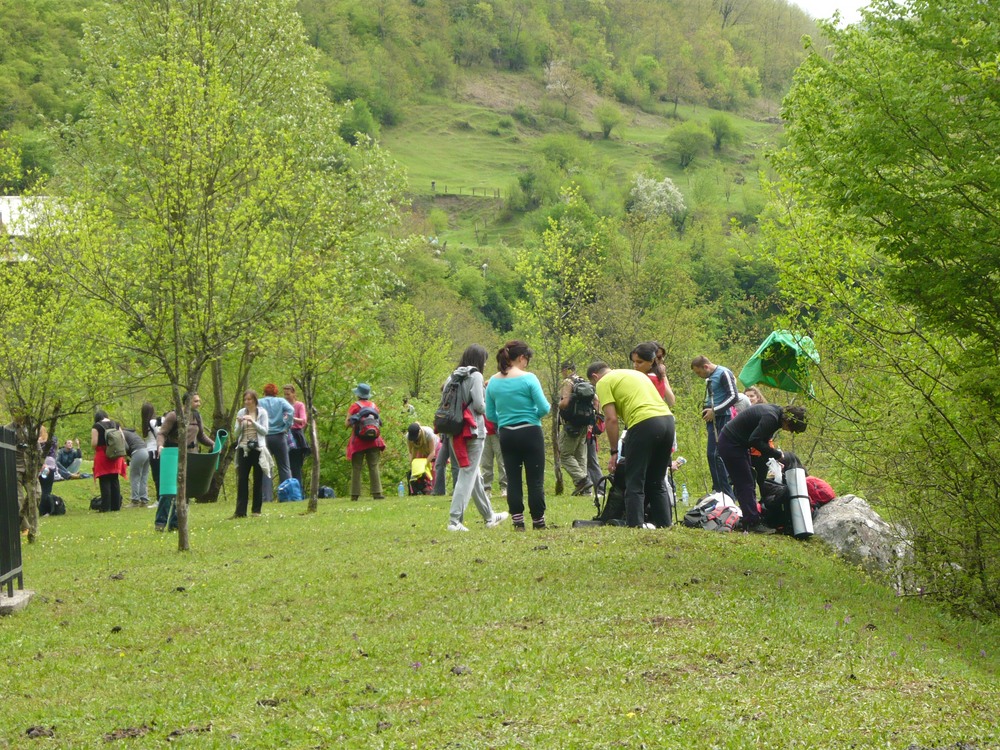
[450,408,479,468]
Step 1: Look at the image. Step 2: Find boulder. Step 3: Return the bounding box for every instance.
[812,494,911,579]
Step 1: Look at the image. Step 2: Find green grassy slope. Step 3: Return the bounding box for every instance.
[3,479,997,748]
[383,77,778,248]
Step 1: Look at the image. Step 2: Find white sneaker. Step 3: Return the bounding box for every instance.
[642,523,656,530]
[447,522,469,532]
[486,512,509,529]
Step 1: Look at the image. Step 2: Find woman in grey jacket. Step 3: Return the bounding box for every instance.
[447,344,509,532]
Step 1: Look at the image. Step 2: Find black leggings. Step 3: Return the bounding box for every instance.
[235,448,264,516]
[99,474,122,512]
[499,424,546,522]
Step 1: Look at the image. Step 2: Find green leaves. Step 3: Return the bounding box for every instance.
[780,0,1000,344]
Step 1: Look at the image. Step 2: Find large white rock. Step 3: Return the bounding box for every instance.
[812,495,911,579]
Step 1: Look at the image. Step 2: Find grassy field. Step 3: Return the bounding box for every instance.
[2,475,998,749]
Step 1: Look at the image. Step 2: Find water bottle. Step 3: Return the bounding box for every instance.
[681,483,689,504]
[397,480,406,497]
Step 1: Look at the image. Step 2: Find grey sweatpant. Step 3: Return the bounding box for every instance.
[449,437,496,525]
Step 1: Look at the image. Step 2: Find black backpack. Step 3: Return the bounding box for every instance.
[433,369,470,436]
[683,493,741,532]
[40,494,66,516]
[561,377,597,429]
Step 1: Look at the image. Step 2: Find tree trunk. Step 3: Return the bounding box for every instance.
[307,404,321,514]
[199,344,255,503]
[176,423,190,552]
[22,437,42,544]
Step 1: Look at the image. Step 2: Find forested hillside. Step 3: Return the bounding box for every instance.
[1,0,820,180]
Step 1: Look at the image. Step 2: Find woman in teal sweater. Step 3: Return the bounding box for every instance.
[485,340,551,530]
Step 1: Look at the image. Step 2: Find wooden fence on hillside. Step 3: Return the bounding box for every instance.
[429,181,505,200]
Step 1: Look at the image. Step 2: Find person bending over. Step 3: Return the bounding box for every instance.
[587,361,675,529]
[717,403,807,534]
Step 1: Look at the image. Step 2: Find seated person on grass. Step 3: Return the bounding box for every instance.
[56,438,83,479]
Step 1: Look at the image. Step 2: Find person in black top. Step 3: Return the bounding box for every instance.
[91,409,127,512]
[717,404,807,534]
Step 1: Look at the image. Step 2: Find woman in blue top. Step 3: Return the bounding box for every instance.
[485,340,551,530]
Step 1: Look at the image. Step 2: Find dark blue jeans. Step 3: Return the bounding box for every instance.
[706,412,734,498]
[718,433,760,526]
[432,437,457,496]
[155,494,176,529]
[622,415,675,528]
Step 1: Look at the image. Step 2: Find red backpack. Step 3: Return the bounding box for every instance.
[352,403,381,440]
[806,476,836,510]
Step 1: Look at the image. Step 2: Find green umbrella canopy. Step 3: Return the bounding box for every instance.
[738,330,820,394]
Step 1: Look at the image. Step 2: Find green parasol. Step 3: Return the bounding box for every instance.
[738,330,819,394]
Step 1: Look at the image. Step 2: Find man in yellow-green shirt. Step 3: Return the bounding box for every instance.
[587,362,675,528]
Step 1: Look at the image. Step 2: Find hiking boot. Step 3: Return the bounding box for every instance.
[154,523,166,532]
[572,481,594,496]
[447,521,469,532]
[747,522,777,535]
[486,512,509,529]
[513,522,526,532]
[532,519,546,530]
[351,495,359,502]
[373,494,385,500]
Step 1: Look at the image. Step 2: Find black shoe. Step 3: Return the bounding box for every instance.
[513,523,526,532]
[747,522,777,535]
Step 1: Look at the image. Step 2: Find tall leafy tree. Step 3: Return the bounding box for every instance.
[384,300,454,399]
[275,143,404,510]
[41,0,383,550]
[769,0,1000,612]
[514,187,606,493]
[779,0,1000,356]
[0,233,115,541]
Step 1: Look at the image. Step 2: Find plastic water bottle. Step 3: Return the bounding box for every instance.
[681,483,690,504]
[397,480,405,497]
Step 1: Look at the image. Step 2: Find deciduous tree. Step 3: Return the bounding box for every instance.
[514,187,606,492]
[41,0,388,550]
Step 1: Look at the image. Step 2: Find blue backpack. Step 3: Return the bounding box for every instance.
[278,478,303,502]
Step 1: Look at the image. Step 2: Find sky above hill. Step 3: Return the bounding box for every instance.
[793,0,867,24]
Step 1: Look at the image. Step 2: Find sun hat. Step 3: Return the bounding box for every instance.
[353,383,372,399]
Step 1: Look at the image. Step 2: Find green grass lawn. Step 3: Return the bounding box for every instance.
[3,477,998,748]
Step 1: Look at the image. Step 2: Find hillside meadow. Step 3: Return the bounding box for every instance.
[383,74,777,247]
[2,476,998,749]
